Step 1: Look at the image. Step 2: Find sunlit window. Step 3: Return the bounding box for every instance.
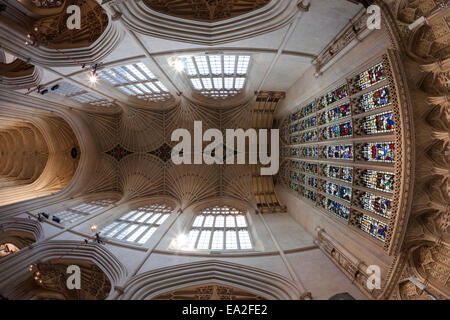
[51,81,113,107]
[180,54,251,99]
[100,204,172,245]
[53,199,115,225]
[98,62,171,102]
[182,206,253,251]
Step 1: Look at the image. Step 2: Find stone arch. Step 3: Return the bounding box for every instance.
[0,218,44,251]
[0,240,127,299]
[0,113,80,206]
[120,260,302,300]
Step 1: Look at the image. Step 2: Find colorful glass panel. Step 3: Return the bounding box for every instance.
[360,193,392,218]
[322,102,351,124]
[323,181,352,202]
[363,170,394,193]
[363,111,395,134]
[326,84,349,105]
[362,142,395,163]
[290,182,299,192]
[290,160,300,169]
[301,116,317,130]
[357,63,386,90]
[358,86,391,112]
[359,214,388,241]
[290,135,300,144]
[303,175,318,188]
[325,144,353,160]
[301,101,317,118]
[302,146,318,158]
[290,170,300,182]
[322,197,350,220]
[303,189,317,202]
[303,130,318,142]
[302,162,318,175]
[323,122,352,140]
[290,148,299,157]
[323,165,353,183]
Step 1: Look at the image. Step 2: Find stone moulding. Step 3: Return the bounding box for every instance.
[111,0,301,46]
[119,260,302,300]
[0,240,128,297]
[0,10,122,67]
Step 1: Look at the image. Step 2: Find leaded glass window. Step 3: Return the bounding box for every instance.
[356,63,386,90]
[360,193,392,218]
[363,112,395,134]
[358,86,391,112]
[323,122,352,140]
[322,102,351,124]
[362,170,394,193]
[323,165,353,183]
[180,55,250,99]
[182,206,252,251]
[323,181,352,202]
[303,188,317,202]
[98,63,171,102]
[51,81,113,107]
[100,204,172,245]
[53,199,114,225]
[322,197,350,221]
[359,214,388,241]
[325,144,353,160]
[361,142,395,163]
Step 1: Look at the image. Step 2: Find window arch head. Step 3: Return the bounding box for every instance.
[183,205,252,251]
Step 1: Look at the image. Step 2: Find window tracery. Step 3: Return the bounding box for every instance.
[182,206,252,251]
[280,55,401,249]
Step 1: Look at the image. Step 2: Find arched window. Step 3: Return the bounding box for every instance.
[180,54,250,99]
[183,206,252,251]
[99,204,172,245]
[52,199,114,225]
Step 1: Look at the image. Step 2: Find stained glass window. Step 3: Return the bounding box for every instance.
[323,122,352,140]
[359,214,388,241]
[356,63,386,90]
[290,182,299,192]
[363,112,395,134]
[363,170,395,193]
[303,130,318,142]
[360,193,392,218]
[322,197,350,220]
[182,206,252,251]
[291,160,300,169]
[361,142,395,163]
[290,123,300,133]
[323,181,352,202]
[319,95,327,109]
[326,84,349,105]
[358,86,391,112]
[301,116,317,130]
[322,102,351,124]
[290,171,300,182]
[302,162,318,175]
[325,144,353,160]
[100,204,172,244]
[302,188,317,202]
[291,148,300,157]
[303,175,318,188]
[301,101,317,118]
[323,165,353,183]
[282,148,289,157]
[290,135,300,144]
[302,146,318,158]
